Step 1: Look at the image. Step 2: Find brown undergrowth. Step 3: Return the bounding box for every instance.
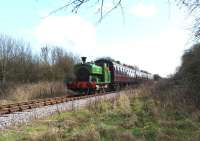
[0,81,67,104]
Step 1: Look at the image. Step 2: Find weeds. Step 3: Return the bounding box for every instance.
[113,94,132,116]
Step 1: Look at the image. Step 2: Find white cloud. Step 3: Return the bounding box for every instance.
[34,16,96,54]
[95,28,189,77]
[129,3,157,18]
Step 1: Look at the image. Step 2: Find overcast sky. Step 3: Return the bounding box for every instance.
[0,0,192,77]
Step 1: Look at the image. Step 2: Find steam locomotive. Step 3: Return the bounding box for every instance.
[66,57,153,94]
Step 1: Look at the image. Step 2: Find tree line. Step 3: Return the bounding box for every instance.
[0,34,79,86]
[154,43,200,109]
[174,43,200,107]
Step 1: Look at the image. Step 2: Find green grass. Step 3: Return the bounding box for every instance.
[0,90,200,141]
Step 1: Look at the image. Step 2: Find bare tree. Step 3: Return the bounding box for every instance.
[0,35,16,84]
[177,0,200,40]
[51,47,76,81]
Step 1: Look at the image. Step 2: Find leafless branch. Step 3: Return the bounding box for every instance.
[100,0,104,20]
[178,0,200,40]
[98,0,122,22]
[48,1,74,16]
[49,0,123,23]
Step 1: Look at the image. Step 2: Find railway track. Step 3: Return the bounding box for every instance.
[0,93,107,115]
[0,91,119,129]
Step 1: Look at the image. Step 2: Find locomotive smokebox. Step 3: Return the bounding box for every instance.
[81,57,87,64]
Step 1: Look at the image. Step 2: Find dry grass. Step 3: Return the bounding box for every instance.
[113,93,132,115]
[0,81,67,104]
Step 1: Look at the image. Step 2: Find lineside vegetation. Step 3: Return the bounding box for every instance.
[1,86,200,141]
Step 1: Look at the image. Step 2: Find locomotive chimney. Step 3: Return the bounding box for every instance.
[81,57,87,64]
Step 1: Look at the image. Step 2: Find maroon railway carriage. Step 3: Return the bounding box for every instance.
[95,58,143,89]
